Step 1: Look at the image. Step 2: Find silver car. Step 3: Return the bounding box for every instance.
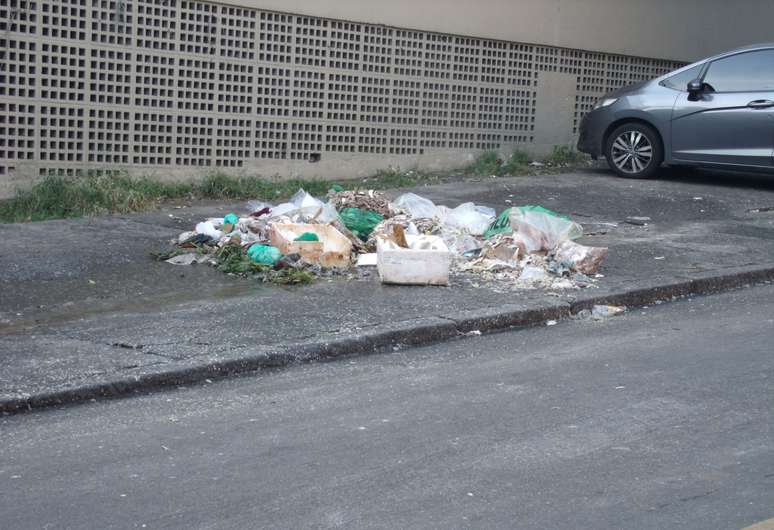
[577,43,774,178]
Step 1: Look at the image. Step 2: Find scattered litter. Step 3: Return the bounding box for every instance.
[546,320,558,326]
[165,252,212,266]
[518,264,549,283]
[654,256,665,260]
[591,305,626,319]
[464,330,482,336]
[328,189,390,217]
[161,188,614,291]
[748,206,774,213]
[692,197,703,201]
[624,216,651,226]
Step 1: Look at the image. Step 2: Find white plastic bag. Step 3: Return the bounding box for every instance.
[442,202,496,236]
[268,188,340,224]
[390,192,440,219]
[195,221,222,240]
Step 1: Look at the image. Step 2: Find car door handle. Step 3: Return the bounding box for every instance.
[747,99,774,109]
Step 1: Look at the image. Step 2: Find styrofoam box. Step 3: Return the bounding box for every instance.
[377,235,452,286]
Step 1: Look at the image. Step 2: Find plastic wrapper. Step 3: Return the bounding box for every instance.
[508,206,583,253]
[518,264,548,282]
[553,240,608,275]
[439,229,483,255]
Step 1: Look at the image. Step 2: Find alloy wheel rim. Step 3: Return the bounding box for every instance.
[611,131,653,173]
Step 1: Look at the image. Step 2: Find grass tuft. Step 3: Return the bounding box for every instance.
[0,150,589,224]
[543,145,587,166]
[501,150,532,175]
[465,151,503,176]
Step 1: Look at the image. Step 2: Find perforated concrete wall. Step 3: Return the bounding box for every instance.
[0,0,685,195]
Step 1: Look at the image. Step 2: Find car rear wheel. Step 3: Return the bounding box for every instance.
[605,123,663,179]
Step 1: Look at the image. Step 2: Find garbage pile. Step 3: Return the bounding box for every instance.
[160,187,608,289]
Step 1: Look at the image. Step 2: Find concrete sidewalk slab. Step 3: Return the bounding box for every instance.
[2,169,774,412]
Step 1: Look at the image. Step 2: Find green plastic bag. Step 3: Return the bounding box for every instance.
[330,183,345,192]
[294,232,320,242]
[484,205,572,240]
[339,207,384,240]
[484,208,513,239]
[247,244,282,266]
[223,213,239,225]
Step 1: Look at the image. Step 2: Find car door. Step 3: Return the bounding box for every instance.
[671,49,774,168]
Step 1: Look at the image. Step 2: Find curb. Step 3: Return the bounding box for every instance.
[3,265,774,415]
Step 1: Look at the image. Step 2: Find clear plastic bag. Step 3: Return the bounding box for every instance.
[508,206,583,253]
[268,188,340,224]
[442,202,496,236]
[246,200,273,215]
[553,240,608,274]
[390,192,440,219]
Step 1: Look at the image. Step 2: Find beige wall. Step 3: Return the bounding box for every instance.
[239,0,773,62]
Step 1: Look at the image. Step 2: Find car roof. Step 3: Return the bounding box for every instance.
[710,43,774,60]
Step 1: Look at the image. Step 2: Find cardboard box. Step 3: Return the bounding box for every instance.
[270,223,352,268]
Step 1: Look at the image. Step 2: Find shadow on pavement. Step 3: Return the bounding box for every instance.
[661,167,774,192]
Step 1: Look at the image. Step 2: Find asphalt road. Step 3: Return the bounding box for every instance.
[2,284,774,529]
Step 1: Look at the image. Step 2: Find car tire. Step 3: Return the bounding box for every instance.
[605,123,664,179]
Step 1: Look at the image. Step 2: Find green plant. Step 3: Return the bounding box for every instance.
[466,151,503,176]
[215,244,265,275]
[264,268,316,285]
[362,168,439,189]
[501,150,532,175]
[544,145,587,166]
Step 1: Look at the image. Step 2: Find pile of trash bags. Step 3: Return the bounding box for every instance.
[161,186,608,289]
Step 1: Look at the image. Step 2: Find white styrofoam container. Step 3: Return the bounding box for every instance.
[376,235,452,286]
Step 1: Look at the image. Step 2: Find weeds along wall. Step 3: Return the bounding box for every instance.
[0,0,685,196]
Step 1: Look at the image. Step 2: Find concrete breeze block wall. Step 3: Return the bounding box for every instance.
[0,0,686,197]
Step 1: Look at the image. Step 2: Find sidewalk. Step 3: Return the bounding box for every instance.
[3,169,774,412]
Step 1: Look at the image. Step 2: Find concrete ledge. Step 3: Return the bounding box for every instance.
[3,265,774,415]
